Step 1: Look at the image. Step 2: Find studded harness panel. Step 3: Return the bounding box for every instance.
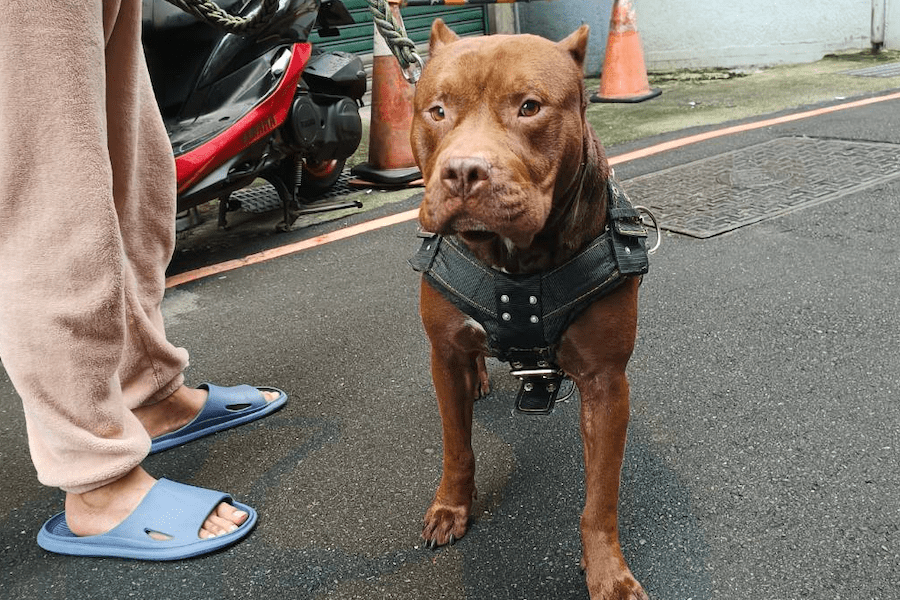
[410,179,650,413]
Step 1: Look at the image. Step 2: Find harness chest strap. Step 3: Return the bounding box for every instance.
[410,179,650,414]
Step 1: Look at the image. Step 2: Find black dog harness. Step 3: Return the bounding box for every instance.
[410,179,650,414]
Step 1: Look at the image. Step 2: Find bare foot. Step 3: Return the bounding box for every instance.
[64,466,248,539]
[134,384,281,440]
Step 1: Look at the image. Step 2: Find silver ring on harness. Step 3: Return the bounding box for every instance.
[634,205,662,254]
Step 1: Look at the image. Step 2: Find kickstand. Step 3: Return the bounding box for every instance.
[265,159,363,231]
[260,160,301,232]
[217,192,231,229]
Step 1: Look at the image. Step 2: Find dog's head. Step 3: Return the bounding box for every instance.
[412,21,601,259]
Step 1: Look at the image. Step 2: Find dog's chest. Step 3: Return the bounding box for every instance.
[411,179,650,413]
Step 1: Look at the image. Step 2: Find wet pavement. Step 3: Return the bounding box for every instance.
[2,89,899,599]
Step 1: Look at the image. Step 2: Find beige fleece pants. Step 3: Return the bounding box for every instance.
[0,0,190,493]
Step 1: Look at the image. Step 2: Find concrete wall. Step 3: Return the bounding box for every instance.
[637,0,872,70]
[516,0,613,75]
[886,0,900,48]
[487,4,518,35]
[516,0,890,75]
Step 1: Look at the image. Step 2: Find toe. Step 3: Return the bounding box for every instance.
[201,503,247,538]
[205,514,237,536]
[215,502,249,526]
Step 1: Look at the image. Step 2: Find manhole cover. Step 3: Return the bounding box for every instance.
[843,62,900,77]
[621,137,900,238]
[231,169,356,213]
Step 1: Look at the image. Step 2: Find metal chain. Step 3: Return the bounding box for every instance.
[165,0,281,34]
[366,0,425,83]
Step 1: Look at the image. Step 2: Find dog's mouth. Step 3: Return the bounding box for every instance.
[451,218,498,244]
[458,230,498,244]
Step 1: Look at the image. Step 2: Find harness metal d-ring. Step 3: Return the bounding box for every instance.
[634,205,662,254]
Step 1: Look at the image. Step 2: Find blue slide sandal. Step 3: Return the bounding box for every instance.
[150,383,287,454]
[37,479,257,560]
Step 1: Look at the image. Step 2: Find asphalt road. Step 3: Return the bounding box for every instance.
[1,92,898,600]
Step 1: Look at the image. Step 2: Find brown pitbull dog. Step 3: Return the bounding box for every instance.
[410,20,649,600]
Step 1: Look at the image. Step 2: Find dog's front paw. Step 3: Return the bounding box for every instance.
[590,580,648,600]
[422,501,470,549]
[586,570,648,600]
[583,548,648,600]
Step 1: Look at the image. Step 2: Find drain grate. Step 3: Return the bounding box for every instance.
[621,137,900,238]
[231,169,356,213]
[843,62,900,77]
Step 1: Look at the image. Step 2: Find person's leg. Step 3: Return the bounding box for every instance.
[101,0,282,435]
[0,0,249,541]
[0,0,150,494]
[99,0,197,427]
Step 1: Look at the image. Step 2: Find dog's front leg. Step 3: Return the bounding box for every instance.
[558,279,648,600]
[577,369,647,600]
[420,281,484,548]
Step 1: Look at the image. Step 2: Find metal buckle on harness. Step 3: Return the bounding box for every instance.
[510,367,561,378]
[510,359,571,415]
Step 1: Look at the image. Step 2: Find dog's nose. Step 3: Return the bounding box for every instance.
[440,157,490,199]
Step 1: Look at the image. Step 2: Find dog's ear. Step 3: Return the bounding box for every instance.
[557,24,590,70]
[430,18,460,54]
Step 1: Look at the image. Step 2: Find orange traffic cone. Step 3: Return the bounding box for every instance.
[350,1,421,185]
[591,0,661,103]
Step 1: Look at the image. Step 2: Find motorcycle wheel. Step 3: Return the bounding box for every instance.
[299,158,345,196]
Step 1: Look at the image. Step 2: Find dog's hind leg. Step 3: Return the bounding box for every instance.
[474,353,490,399]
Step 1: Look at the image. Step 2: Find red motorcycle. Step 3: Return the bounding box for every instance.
[142,0,366,229]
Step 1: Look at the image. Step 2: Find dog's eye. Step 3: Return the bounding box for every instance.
[519,100,541,117]
[429,106,446,122]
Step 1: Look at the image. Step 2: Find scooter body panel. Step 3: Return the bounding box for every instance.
[174,42,311,195]
[142,0,365,219]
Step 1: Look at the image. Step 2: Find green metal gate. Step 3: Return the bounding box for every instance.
[310,1,489,55]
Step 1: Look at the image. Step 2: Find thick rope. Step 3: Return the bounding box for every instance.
[165,0,281,34]
[366,0,425,82]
